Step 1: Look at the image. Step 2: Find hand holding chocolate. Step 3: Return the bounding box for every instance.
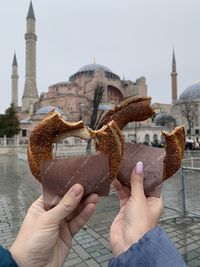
[28,97,185,209]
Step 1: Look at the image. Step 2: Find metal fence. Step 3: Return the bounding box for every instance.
[0,136,88,147]
[162,155,200,218]
[0,136,28,146]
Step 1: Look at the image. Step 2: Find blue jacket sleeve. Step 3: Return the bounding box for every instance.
[0,246,18,267]
[108,227,187,267]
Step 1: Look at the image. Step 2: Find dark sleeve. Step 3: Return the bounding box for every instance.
[0,246,18,267]
[108,227,187,267]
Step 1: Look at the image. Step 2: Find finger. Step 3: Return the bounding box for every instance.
[46,184,84,222]
[65,193,99,221]
[131,161,145,199]
[112,179,130,207]
[31,196,43,208]
[27,196,45,216]
[112,179,131,196]
[68,203,97,236]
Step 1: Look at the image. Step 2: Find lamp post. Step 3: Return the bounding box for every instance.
[135,122,137,143]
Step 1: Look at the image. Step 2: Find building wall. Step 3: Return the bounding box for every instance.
[152,103,172,115]
[124,125,166,144]
[34,68,147,123]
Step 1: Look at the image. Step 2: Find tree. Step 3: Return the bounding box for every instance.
[0,103,20,137]
[86,85,104,152]
[178,100,197,134]
[0,115,6,137]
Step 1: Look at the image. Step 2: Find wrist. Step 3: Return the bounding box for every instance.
[112,228,153,257]
[9,245,26,267]
[111,238,139,257]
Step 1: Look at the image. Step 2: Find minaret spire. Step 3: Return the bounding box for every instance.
[171,47,178,103]
[27,1,36,20]
[172,47,176,65]
[22,1,38,112]
[12,52,18,66]
[11,52,19,107]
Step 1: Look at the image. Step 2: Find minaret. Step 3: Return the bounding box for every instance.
[11,52,19,107]
[22,1,38,112]
[171,48,178,103]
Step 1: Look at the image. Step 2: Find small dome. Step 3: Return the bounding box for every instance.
[78,64,112,72]
[20,117,31,124]
[179,82,200,100]
[154,112,176,126]
[36,106,64,115]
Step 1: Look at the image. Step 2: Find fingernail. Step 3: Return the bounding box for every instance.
[135,161,143,176]
[69,184,83,198]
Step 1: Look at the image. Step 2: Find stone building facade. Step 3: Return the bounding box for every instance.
[34,64,147,124]
[19,62,150,140]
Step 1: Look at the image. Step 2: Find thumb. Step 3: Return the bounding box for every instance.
[131,161,145,199]
[47,184,84,222]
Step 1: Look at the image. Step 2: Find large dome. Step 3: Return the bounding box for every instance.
[78,64,112,72]
[179,82,200,100]
[69,63,120,81]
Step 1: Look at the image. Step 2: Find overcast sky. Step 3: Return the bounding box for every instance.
[0,0,200,113]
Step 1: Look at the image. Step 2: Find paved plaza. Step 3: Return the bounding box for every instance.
[0,155,200,267]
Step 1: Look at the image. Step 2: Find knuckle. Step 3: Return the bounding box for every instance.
[60,199,74,212]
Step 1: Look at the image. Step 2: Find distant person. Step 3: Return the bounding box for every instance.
[0,162,187,267]
[194,141,199,150]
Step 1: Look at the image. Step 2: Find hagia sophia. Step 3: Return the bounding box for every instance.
[10,2,200,145]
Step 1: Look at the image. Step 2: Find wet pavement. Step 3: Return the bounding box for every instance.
[0,155,199,267]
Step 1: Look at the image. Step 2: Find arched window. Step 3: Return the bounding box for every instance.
[153,134,158,142]
[21,129,27,137]
[145,134,150,143]
[107,85,123,103]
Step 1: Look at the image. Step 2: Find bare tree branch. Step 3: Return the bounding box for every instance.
[86,84,104,153]
[178,100,197,133]
[94,110,104,130]
[89,85,104,130]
